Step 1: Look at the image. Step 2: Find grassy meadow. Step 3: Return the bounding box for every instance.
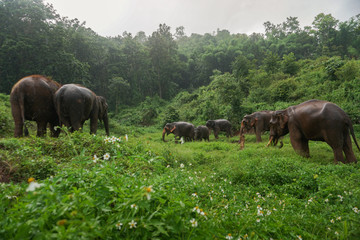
[1,123,360,240]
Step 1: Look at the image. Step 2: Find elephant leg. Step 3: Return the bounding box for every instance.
[325,132,347,164]
[14,121,23,137]
[214,129,219,139]
[290,131,310,157]
[255,127,262,142]
[49,123,60,137]
[36,121,47,137]
[342,134,357,163]
[12,107,24,137]
[331,145,345,164]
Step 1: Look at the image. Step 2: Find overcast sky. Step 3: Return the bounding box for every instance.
[44,0,359,37]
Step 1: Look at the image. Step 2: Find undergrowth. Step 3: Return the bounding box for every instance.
[0,129,359,239]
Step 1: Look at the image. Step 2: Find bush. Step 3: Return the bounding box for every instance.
[0,94,13,137]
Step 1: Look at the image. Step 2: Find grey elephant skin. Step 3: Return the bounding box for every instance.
[10,75,61,137]
[162,122,195,142]
[239,110,274,149]
[195,125,210,141]
[269,99,360,164]
[206,119,232,139]
[54,84,109,136]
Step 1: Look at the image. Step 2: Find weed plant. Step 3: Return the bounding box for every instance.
[0,129,360,239]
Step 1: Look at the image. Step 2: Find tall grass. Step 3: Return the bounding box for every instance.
[0,128,359,239]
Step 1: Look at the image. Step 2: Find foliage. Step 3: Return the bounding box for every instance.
[1,127,360,239]
[1,0,360,112]
[0,93,13,137]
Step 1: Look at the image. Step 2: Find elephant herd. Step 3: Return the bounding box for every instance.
[10,75,109,137]
[10,76,359,164]
[164,100,360,164]
[162,119,232,142]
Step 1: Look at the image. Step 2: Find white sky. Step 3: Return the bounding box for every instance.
[44,0,360,37]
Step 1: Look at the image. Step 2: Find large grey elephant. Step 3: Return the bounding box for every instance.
[162,122,195,142]
[268,99,360,164]
[54,84,109,136]
[206,119,232,139]
[10,75,61,137]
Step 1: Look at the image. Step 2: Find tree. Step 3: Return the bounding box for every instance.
[263,51,280,74]
[312,13,339,55]
[282,52,299,75]
[147,24,179,99]
[108,77,130,114]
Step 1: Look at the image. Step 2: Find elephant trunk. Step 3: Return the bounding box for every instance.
[162,128,167,142]
[239,122,245,149]
[103,114,109,136]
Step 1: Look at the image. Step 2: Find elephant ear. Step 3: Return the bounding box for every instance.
[250,117,257,127]
[97,96,108,121]
[279,113,289,129]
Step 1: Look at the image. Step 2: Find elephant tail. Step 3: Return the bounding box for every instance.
[349,121,360,152]
[18,92,28,136]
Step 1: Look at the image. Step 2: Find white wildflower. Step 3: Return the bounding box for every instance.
[103,153,110,160]
[26,181,44,192]
[190,218,198,227]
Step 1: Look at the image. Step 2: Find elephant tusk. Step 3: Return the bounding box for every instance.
[266,136,274,147]
[170,126,176,133]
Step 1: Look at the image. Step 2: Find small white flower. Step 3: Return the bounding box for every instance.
[125,134,128,141]
[115,222,123,230]
[353,207,359,213]
[225,233,233,240]
[297,235,302,240]
[144,186,154,200]
[131,204,138,210]
[337,195,343,201]
[180,163,185,168]
[330,219,335,223]
[190,218,198,227]
[129,220,137,229]
[26,181,44,192]
[256,218,260,222]
[192,193,198,198]
[103,153,110,160]
[93,155,98,163]
[335,231,339,236]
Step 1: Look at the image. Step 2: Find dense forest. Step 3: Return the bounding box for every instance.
[1,0,360,128]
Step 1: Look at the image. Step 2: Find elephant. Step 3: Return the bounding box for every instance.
[239,110,276,149]
[10,75,61,137]
[195,125,210,141]
[54,84,109,136]
[268,99,360,164]
[206,119,232,139]
[162,122,195,142]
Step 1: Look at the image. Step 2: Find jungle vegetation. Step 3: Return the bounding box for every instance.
[1,0,360,128]
[1,1,360,239]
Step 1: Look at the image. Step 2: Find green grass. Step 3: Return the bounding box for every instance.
[0,127,360,239]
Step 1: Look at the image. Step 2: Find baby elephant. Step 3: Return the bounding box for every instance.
[195,125,210,141]
[206,119,232,139]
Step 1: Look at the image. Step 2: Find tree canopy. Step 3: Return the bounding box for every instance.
[1,0,360,122]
